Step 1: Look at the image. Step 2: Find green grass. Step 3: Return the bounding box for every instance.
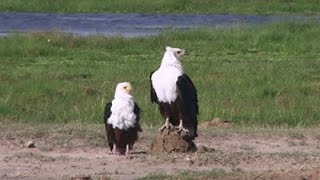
[137,169,231,180]
[0,22,320,127]
[1,0,320,14]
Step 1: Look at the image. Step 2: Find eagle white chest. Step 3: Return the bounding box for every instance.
[152,66,183,103]
[107,98,137,130]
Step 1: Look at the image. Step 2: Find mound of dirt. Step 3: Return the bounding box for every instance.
[149,128,196,154]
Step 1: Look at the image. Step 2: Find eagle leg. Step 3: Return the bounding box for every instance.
[125,144,131,159]
[176,120,189,133]
[159,118,173,131]
[112,144,121,155]
[112,144,117,155]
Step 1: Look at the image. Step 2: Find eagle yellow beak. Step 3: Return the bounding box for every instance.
[124,83,132,93]
[177,49,186,58]
[180,49,186,56]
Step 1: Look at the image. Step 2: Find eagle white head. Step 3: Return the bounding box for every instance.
[114,82,133,100]
[160,46,186,68]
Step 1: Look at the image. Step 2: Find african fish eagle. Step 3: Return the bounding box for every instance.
[104,82,142,156]
[150,46,198,140]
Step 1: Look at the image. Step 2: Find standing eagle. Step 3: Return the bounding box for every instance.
[150,46,198,140]
[104,82,142,156]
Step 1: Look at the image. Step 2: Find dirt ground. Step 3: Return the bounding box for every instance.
[1,122,320,180]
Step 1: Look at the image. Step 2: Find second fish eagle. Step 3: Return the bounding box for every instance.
[150,46,198,140]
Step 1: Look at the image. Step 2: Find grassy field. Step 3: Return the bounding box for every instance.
[0,22,319,127]
[0,0,320,14]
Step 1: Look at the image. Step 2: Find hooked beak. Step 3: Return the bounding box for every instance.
[124,83,132,93]
[177,49,187,58]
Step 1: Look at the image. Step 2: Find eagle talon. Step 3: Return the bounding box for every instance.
[158,124,173,131]
[176,126,189,133]
[159,118,173,131]
[176,119,189,133]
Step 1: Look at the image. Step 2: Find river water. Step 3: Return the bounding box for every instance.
[0,12,318,37]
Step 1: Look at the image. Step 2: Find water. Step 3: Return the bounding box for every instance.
[0,12,318,37]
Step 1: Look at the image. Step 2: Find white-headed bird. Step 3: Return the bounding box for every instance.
[104,82,142,156]
[150,46,198,141]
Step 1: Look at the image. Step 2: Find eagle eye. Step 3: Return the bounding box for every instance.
[177,51,182,54]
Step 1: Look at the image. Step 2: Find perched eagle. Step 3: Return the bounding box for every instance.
[150,46,198,140]
[104,82,142,156]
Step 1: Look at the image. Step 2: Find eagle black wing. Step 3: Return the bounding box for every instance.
[104,102,115,151]
[149,71,158,104]
[104,102,112,124]
[134,102,142,132]
[176,74,199,139]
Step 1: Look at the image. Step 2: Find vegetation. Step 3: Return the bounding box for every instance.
[1,0,320,14]
[138,169,231,180]
[0,22,319,127]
